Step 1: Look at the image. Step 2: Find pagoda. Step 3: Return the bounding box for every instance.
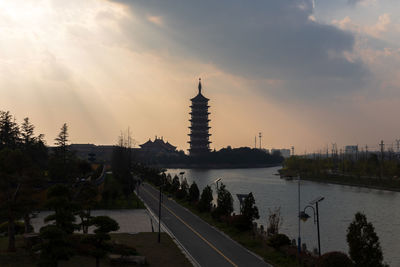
[188,78,211,156]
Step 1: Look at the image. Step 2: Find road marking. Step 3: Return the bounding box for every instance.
[141,185,239,267]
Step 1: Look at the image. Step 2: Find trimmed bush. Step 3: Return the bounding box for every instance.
[0,221,29,235]
[316,251,354,267]
[268,233,291,249]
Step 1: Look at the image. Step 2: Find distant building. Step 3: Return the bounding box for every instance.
[345,145,358,154]
[188,78,211,156]
[139,136,177,153]
[68,144,114,162]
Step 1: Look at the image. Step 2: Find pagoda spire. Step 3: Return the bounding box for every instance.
[198,78,202,94]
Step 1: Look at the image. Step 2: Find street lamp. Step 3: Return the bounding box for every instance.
[212,178,222,190]
[297,175,301,254]
[299,196,325,256]
[179,171,185,181]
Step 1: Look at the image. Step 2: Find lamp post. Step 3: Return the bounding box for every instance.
[213,178,222,190]
[297,176,301,253]
[179,171,185,182]
[299,196,324,256]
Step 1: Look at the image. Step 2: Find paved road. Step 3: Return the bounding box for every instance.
[138,183,270,267]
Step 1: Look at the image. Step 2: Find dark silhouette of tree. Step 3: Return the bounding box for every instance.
[188,182,200,203]
[240,192,259,229]
[0,112,47,251]
[51,123,69,181]
[176,178,188,199]
[198,185,213,212]
[0,111,20,150]
[84,216,120,267]
[44,185,78,234]
[111,132,135,197]
[215,183,233,217]
[347,212,387,267]
[37,225,73,267]
[75,182,98,234]
[171,175,180,193]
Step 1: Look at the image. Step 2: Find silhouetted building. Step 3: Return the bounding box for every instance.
[188,78,211,156]
[139,136,177,153]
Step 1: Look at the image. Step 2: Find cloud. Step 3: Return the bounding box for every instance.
[111,0,369,98]
[348,0,377,6]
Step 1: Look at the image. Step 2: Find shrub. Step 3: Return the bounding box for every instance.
[111,243,137,256]
[0,221,29,235]
[316,251,354,267]
[268,233,291,249]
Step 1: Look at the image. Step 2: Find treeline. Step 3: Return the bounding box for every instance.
[282,154,400,190]
[146,173,260,231]
[0,110,116,264]
[137,146,284,167]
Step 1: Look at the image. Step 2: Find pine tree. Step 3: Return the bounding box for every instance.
[215,183,233,217]
[347,212,387,267]
[241,192,259,229]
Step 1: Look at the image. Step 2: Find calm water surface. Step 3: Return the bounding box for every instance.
[168,167,400,266]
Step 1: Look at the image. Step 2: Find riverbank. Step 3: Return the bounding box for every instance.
[151,163,282,169]
[298,174,400,192]
[279,168,400,192]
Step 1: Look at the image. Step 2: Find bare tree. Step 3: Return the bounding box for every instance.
[267,207,283,236]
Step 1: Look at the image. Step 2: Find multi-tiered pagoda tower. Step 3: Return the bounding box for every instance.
[188,78,211,156]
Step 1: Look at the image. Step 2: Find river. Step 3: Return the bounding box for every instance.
[167,166,400,266]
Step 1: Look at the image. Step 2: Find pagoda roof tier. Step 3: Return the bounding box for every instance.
[189,126,211,129]
[190,105,210,108]
[189,112,211,115]
[189,119,210,122]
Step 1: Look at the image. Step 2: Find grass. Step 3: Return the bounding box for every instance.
[0,233,191,267]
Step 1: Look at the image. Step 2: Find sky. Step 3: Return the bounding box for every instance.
[1,0,400,153]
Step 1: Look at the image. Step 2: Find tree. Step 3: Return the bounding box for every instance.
[171,175,180,193]
[84,216,120,267]
[188,182,200,203]
[267,207,283,236]
[50,123,72,182]
[240,192,259,229]
[215,183,233,217]
[44,185,77,234]
[198,185,213,212]
[176,178,188,199]
[111,132,135,197]
[0,113,47,251]
[75,182,98,234]
[347,212,387,267]
[0,111,20,150]
[37,225,73,267]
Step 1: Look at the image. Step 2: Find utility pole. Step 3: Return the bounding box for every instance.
[259,132,262,150]
[396,139,400,153]
[379,140,385,161]
[291,146,294,156]
[379,140,384,179]
[254,136,257,149]
[365,144,368,160]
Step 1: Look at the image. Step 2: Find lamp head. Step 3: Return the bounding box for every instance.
[299,211,310,222]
